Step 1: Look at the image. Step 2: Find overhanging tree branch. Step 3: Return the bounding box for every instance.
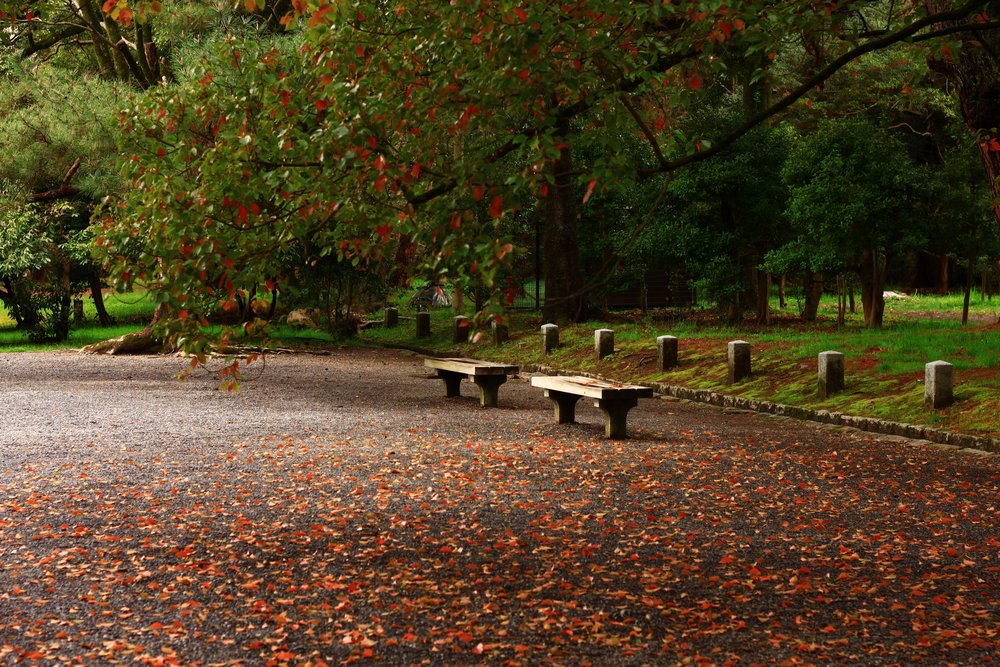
[29,158,82,203]
[640,0,994,175]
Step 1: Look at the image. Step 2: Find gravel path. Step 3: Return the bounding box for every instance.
[0,349,997,666]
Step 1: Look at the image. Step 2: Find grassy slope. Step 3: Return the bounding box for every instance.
[360,294,1000,437]
[4,288,997,436]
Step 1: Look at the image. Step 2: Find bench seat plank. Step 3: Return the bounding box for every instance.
[530,375,653,439]
[530,375,653,399]
[424,357,519,408]
[425,357,518,376]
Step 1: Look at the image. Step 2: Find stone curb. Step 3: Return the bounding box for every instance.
[376,344,998,456]
[525,364,999,456]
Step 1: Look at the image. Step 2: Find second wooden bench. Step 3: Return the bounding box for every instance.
[530,375,653,439]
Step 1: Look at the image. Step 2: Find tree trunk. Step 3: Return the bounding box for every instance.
[962,256,975,325]
[837,274,847,327]
[722,291,742,325]
[89,274,114,326]
[936,253,950,294]
[800,270,823,322]
[860,248,886,328]
[81,307,164,355]
[542,118,585,323]
[756,270,771,324]
[778,275,786,309]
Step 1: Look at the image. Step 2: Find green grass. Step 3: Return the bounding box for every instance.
[358,291,1000,437]
[4,287,997,437]
[0,290,156,352]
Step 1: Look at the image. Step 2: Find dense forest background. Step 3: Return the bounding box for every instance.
[0,0,998,349]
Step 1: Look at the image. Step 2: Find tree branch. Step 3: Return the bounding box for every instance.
[639,0,993,176]
[19,25,87,59]
[29,158,82,203]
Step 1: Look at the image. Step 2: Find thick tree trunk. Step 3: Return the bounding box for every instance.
[89,274,115,327]
[52,258,73,342]
[937,252,950,294]
[542,119,586,323]
[860,248,886,328]
[81,307,164,355]
[800,270,823,322]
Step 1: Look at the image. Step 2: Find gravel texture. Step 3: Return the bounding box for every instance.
[0,348,997,666]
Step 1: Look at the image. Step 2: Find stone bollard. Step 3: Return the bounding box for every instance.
[73,298,85,324]
[925,360,954,409]
[384,307,398,328]
[541,323,559,355]
[492,319,509,346]
[595,329,614,360]
[453,316,469,344]
[817,351,845,398]
[415,311,431,338]
[727,340,751,384]
[657,335,678,371]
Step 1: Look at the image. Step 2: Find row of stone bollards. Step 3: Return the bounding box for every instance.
[385,308,512,346]
[385,309,957,410]
[541,324,956,410]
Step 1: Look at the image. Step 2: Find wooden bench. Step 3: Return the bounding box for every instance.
[424,357,519,408]
[530,375,654,439]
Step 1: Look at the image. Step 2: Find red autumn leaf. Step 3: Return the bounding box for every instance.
[689,72,703,90]
[472,185,485,201]
[582,178,597,203]
[488,195,504,219]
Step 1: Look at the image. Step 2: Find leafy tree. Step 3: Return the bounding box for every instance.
[665,113,789,323]
[0,56,128,333]
[82,0,998,358]
[779,118,926,328]
[0,201,94,340]
[923,137,1000,323]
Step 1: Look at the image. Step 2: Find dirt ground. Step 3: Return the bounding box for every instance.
[0,349,997,666]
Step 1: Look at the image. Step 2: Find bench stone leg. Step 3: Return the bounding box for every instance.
[595,395,639,439]
[543,389,582,424]
[473,375,507,408]
[437,370,464,398]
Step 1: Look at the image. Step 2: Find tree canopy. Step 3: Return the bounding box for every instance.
[0,0,998,351]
